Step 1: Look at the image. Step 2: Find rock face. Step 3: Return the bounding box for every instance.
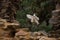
[0,0,19,22]
[0,0,20,38]
[49,10,60,30]
[49,3,60,37]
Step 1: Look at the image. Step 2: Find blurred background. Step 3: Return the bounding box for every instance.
[16,0,56,32]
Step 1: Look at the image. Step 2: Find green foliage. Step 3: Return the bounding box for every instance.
[40,22,52,32]
[16,0,54,32]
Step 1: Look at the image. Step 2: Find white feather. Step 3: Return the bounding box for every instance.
[35,19,39,25]
[26,14,33,19]
[35,16,39,20]
[26,14,39,25]
[33,14,39,20]
[31,18,34,22]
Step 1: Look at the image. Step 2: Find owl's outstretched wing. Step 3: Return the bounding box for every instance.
[26,14,33,19]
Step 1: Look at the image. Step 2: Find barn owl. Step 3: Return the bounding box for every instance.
[26,14,39,25]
